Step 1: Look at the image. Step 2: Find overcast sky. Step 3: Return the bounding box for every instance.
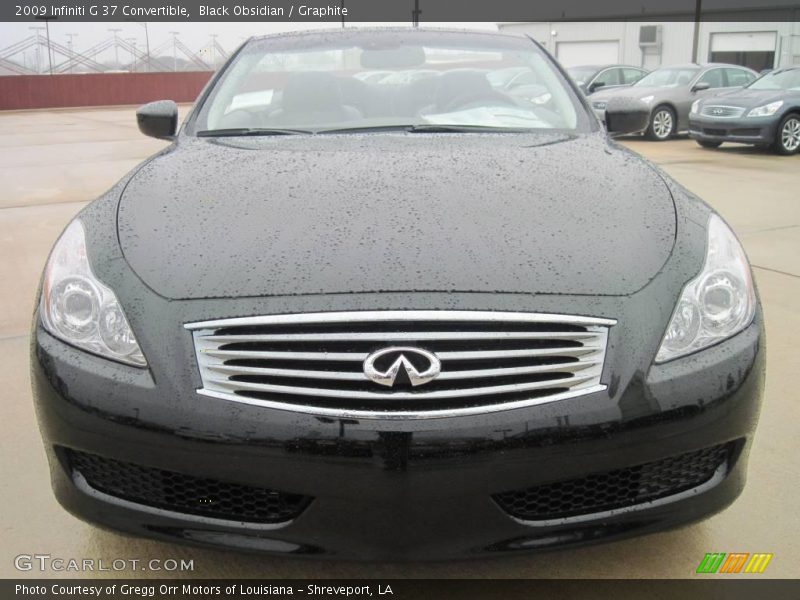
[0,21,498,63]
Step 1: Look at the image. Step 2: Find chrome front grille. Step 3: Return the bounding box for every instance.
[701,105,745,118]
[186,311,615,419]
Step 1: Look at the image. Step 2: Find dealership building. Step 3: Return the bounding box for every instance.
[498,21,800,71]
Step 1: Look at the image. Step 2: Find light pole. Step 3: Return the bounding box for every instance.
[44,18,54,74]
[108,28,122,68]
[691,0,703,63]
[34,15,56,74]
[170,31,180,71]
[132,22,152,72]
[210,34,218,67]
[29,26,45,73]
[127,38,137,71]
[66,33,78,73]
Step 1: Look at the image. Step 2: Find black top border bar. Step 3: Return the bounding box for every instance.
[4,0,800,22]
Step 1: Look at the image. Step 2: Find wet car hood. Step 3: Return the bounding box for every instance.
[707,87,796,109]
[117,133,676,299]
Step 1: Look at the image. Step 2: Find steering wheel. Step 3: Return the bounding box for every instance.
[442,91,520,112]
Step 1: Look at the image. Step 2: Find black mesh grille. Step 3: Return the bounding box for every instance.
[66,449,312,523]
[493,443,732,521]
[731,128,761,137]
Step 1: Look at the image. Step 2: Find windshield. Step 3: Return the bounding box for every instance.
[634,67,699,88]
[748,68,800,91]
[192,32,584,134]
[566,67,597,85]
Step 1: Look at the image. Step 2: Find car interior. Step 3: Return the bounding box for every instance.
[215,68,560,130]
[200,42,578,132]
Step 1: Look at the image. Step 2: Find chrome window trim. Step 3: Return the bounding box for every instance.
[587,67,616,90]
[694,67,726,88]
[621,67,647,84]
[186,310,616,420]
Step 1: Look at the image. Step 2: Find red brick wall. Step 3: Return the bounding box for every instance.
[0,72,214,110]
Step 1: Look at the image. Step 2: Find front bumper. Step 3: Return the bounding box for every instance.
[31,304,764,560]
[689,114,779,145]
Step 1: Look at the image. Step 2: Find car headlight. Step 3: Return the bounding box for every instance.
[40,220,147,367]
[747,100,783,117]
[690,99,701,114]
[640,95,655,105]
[655,214,756,363]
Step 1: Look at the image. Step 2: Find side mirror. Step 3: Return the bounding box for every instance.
[692,81,711,92]
[604,97,651,137]
[136,100,178,140]
[589,81,606,93]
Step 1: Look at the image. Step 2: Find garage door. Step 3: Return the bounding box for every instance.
[709,31,777,72]
[556,41,619,68]
[710,31,777,52]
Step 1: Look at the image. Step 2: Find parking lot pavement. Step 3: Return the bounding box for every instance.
[0,107,797,579]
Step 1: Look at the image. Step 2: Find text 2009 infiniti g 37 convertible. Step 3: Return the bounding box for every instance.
[31,29,764,559]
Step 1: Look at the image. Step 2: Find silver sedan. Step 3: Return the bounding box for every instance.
[590,63,759,140]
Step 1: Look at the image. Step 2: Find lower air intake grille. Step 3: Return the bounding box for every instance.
[732,128,761,137]
[66,449,311,523]
[493,443,732,521]
[186,310,614,418]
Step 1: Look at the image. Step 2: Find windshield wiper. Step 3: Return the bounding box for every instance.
[196,127,313,137]
[407,124,537,133]
[316,125,414,134]
[317,124,537,135]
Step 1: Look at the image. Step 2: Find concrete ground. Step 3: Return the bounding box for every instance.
[0,107,797,579]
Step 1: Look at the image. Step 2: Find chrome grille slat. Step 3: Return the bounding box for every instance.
[205,360,602,381]
[201,349,367,361]
[206,373,597,400]
[187,310,614,419]
[188,310,616,328]
[198,331,600,342]
[200,345,604,361]
[701,105,745,118]
[438,346,603,360]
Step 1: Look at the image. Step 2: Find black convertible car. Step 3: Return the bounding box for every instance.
[689,66,800,154]
[32,29,764,560]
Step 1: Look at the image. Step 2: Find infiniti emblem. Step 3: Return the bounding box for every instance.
[363,347,441,388]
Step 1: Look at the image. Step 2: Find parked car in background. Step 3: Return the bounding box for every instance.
[689,66,800,155]
[591,63,759,139]
[566,64,649,96]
